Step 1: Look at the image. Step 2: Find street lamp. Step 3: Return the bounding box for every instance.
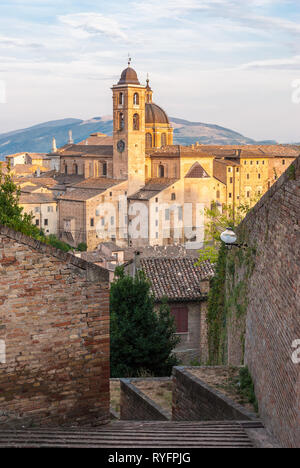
[220,227,247,248]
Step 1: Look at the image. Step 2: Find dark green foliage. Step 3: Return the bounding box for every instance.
[0,164,43,239]
[77,242,87,252]
[238,366,258,413]
[47,234,71,252]
[110,268,180,378]
[206,243,228,364]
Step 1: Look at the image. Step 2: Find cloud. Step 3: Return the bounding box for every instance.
[58,12,128,41]
[240,55,300,70]
[0,35,43,49]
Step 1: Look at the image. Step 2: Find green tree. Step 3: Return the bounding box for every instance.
[0,163,72,252]
[110,267,180,377]
[0,163,42,238]
[196,200,253,265]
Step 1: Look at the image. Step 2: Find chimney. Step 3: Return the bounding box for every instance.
[68,130,74,144]
[133,250,141,277]
[52,137,57,153]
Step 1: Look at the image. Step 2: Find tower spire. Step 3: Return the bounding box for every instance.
[52,136,57,153]
[128,53,132,67]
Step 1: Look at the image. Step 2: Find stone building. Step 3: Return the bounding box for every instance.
[19,192,58,235]
[48,63,299,251]
[125,256,214,364]
[0,224,110,426]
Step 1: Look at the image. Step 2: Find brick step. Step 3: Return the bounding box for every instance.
[0,421,255,448]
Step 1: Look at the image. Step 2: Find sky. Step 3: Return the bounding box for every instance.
[0,0,300,142]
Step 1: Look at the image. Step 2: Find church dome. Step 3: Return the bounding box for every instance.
[145,103,169,125]
[118,67,140,85]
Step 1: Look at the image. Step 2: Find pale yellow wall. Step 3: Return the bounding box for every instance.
[21,202,58,235]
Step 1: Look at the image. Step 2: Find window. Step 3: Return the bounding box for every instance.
[155,220,158,227]
[262,161,265,165]
[250,161,253,165]
[229,193,232,198]
[110,192,112,197]
[171,306,188,333]
[258,173,261,179]
[111,216,114,225]
[35,207,40,213]
[178,206,183,221]
[244,161,247,165]
[171,193,176,201]
[47,206,53,213]
[282,160,285,165]
[101,218,105,226]
[146,133,152,148]
[133,93,139,105]
[73,163,78,175]
[161,133,167,147]
[247,191,250,198]
[35,219,39,226]
[44,219,48,226]
[257,161,259,165]
[159,165,165,178]
[165,209,170,221]
[119,93,123,105]
[103,162,107,176]
[119,112,124,130]
[90,218,94,227]
[133,113,139,130]
[247,174,250,180]
[236,168,239,173]
[216,190,220,199]
[230,177,233,184]
[155,198,158,203]
[64,164,68,174]
[228,167,232,172]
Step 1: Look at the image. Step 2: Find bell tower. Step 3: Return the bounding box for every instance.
[112,60,146,196]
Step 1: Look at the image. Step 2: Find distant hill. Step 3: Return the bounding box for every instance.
[0,116,277,160]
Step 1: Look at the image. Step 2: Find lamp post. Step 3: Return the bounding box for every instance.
[220,227,247,249]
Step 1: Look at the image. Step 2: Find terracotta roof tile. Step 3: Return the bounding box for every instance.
[140,258,214,301]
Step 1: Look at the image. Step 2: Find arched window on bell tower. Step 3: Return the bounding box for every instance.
[119,112,124,130]
[133,93,139,105]
[133,113,139,130]
[73,163,78,175]
[159,164,165,178]
[119,92,124,105]
[146,133,152,148]
[161,133,167,147]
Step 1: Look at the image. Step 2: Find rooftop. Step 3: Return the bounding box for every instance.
[140,257,214,302]
[129,178,178,200]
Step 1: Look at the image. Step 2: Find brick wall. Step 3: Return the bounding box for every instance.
[0,225,110,427]
[120,378,170,421]
[226,156,300,447]
[172,367,256,421]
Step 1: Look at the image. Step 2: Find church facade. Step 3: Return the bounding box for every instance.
[55,64,298,251]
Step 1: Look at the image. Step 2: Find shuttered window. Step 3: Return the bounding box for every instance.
[170,306,188,333]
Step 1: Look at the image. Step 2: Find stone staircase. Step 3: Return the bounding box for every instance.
[0,420,263,448]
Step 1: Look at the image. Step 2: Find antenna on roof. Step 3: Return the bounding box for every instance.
[128,53,132,67]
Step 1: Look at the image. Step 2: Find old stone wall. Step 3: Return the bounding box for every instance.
[172,367,256,422]
[226,156,300,447]
[0,225,110,427]
[120,378,170,421]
